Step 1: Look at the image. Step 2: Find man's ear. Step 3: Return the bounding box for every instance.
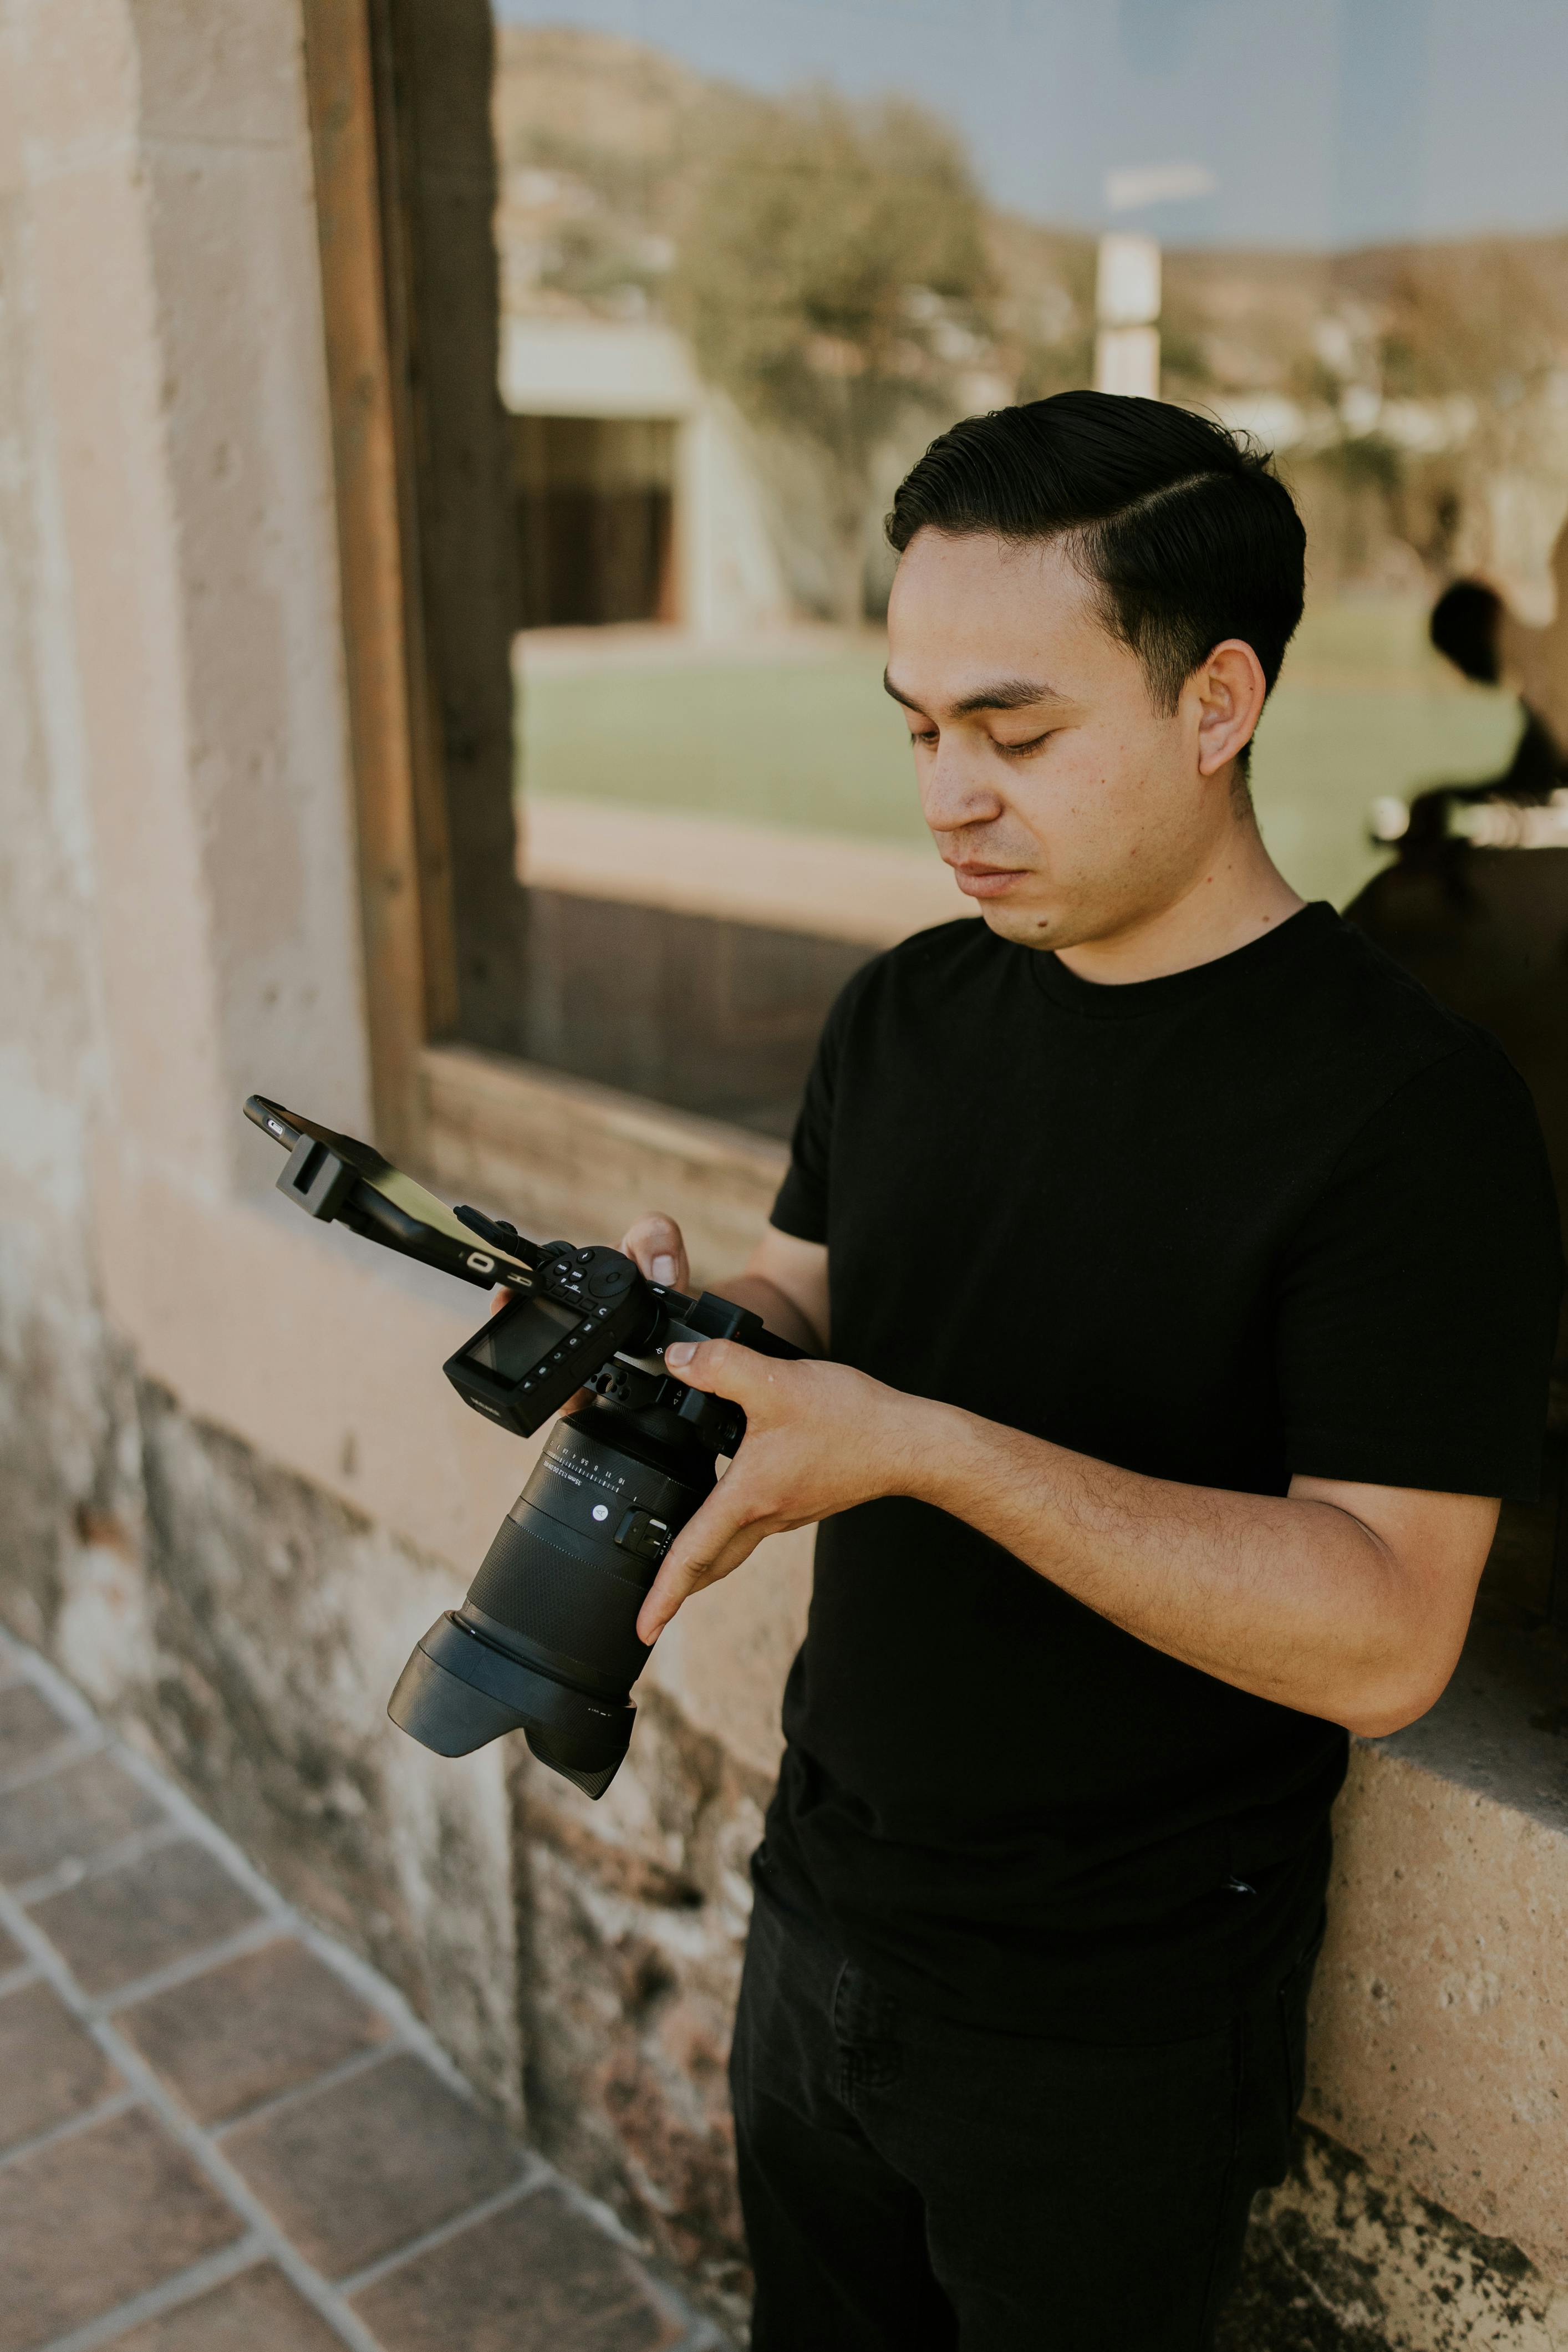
[1193,640,1268,777]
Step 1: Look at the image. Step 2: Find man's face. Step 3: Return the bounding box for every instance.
[884,528,1240,951]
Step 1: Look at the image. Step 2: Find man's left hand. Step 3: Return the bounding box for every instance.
[635,1341,933,1644]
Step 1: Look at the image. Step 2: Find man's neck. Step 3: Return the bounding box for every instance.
[1051,819,1305,987]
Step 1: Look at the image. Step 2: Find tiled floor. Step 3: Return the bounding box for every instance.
[0,1631,716,2352]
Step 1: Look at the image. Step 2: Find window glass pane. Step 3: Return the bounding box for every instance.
[490,0,1568,1132]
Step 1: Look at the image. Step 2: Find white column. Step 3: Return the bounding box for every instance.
[1094,232,1162,400]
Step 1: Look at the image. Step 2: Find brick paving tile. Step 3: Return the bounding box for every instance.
[100,2262,348,2350]
[0,1754,164,1886]
[0,2106,243,2352]
[0,1978,121,2149]
[353,2185,685,2352]
[30,1839,264,1996]
[0,1684,72,1775]
[117,1935,393,2125]
[223,2050,522,2279]
[0,1638,715,2352]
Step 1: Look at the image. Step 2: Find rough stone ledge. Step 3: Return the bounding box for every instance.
[1222,2123,1568,2352]
[1379,1611,1568,1840]
[1305,1610,1568,2284]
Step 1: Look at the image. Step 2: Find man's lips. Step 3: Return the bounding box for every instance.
[948,860,1029,899]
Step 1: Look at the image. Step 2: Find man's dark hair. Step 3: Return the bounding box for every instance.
[886,393,1306,768]
[1429,579,1501,686]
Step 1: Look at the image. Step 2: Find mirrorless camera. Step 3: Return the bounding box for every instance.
[244,1095,797,1798]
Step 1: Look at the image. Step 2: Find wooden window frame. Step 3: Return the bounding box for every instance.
[302,0,454,1167]
[298,0,784,1272]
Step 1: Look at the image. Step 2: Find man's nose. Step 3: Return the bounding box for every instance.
[920,744,1006,837]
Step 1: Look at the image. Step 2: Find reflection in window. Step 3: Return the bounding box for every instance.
[487,1,1568,1129]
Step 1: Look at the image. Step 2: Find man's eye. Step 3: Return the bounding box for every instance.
[999,732,1052,757]
[908,727,938,748]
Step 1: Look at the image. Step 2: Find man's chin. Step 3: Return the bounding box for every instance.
[976,896,1065,949]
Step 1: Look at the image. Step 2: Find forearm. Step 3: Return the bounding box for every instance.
[903,1398,1443,1735]
[633,1345,1493,1676]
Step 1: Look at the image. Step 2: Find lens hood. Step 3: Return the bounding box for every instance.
[388,1611,634,1797]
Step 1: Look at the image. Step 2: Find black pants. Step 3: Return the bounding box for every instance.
[730,1882,1321,2352]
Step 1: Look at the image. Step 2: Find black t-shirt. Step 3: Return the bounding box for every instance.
[763,903,1561,2039]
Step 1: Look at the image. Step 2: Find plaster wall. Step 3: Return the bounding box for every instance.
[0,0,127,1615]
[0,0,529,2106]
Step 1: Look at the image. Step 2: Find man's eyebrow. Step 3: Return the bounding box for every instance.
[882,670,1065,717]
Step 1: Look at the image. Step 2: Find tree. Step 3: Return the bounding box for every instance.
[666,88,996,623]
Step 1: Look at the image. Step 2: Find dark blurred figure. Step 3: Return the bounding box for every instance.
[1393,580,1567,870]
[1428,578,1566,799]
[1347,572,1568,1632]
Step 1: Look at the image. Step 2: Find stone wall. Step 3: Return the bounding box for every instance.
[513,1694,770,2335]
[1224,2125,1568,2351]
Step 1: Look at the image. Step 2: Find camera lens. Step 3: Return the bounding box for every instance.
[388,1409,714,1796]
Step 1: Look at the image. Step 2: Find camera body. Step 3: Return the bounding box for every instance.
[245,1094,796,1798]
[442,1227,754,1459]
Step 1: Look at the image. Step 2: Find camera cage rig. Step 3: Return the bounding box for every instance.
[243,1094,797,1795]
[243,1093,793,1442]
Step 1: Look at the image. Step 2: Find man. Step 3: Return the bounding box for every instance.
[617,395,1561,2349]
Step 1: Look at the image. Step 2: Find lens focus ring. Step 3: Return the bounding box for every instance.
[468,1511,650,1693]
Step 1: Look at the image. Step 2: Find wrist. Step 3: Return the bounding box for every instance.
[881,1390,975,1507]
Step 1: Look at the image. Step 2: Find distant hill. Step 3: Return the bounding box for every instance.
[492,23,1568,604]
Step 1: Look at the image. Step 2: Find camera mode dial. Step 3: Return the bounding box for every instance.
[537,1242,637,1307]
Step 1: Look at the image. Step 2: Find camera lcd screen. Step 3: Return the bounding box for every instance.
[465,1297,581,1383]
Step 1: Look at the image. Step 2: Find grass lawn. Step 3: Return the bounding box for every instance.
[518,599,1522,914]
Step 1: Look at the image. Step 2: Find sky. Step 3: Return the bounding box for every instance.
[492,0,1568,251]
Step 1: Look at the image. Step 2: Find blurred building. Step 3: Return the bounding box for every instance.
[502,316,792,637]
